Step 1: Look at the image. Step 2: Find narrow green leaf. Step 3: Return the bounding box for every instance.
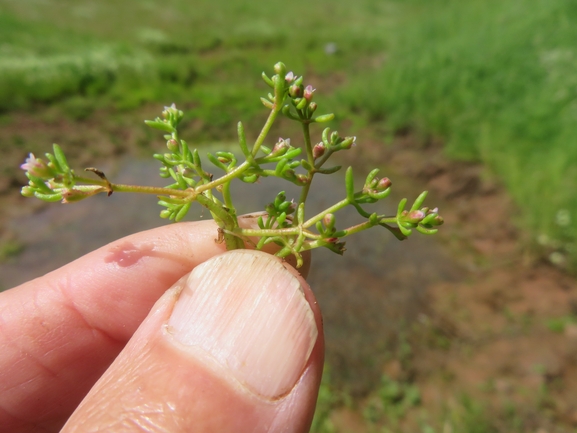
[397,198,407,216]
[416,226,438,235]
[52,144,70,172]
[322,127,331,147]
[144,120,176,134]
[175,203,191,222]
[317,165,341,175]
[314,113,335,123]
[34,192,63,202]
[261,72,274,87]
[410,191,428,211]
[345,167,355,201]
[260,97,274,109]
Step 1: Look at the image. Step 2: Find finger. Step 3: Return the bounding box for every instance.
[0,218,310,432]
[62,250,323,433]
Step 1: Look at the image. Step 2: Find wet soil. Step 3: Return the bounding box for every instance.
[2,111,577,431]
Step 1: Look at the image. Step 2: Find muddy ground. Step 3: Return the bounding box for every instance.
[2,109,577,432]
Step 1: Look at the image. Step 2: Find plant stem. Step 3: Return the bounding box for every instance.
[195,106,280,194]
[297,123,315,206]
[303,197,351,228]
[196,194,244,250]
[222,181,234,210]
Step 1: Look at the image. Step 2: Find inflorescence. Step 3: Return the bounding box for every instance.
[20,62,444,268]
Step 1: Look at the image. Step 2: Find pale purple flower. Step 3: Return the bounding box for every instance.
[21,153,53,178]
[303,85,316,101]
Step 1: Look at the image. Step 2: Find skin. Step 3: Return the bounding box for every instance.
[0,218,322,432]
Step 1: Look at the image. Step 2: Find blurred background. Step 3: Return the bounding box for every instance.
[2,0,577,431]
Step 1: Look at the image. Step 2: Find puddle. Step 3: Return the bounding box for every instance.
[0,152,464,395]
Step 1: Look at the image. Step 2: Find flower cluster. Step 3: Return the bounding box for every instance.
[20,62,443,267]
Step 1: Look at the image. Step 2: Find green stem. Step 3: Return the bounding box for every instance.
[196,194,244,250]
[235,227,321,239]
[74,175,193,197]
[113,184,193,197]
[303,197,351,228]
[297,123,315,206]
[195,106,281,194]
[222,181,234,210]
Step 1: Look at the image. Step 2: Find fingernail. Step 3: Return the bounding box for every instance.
[167,250,318,398]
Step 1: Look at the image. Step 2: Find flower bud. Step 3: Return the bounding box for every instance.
[304,85,315,101]
[308,102,318,113]
[21,186,35,197]
[283,169,296,180]
[285,71,295,83]
[274,62,287,76]
[376,177,392,190]
[339,136,356,150]
[296,174,310,185]
[323,213,335,230]
[272,138,290,155]
[430,215,444,226]
[406,210,426,223]
[166,139,179,152]
[21,154,55,179]
[289,84,302,98]
[313,142,326,159]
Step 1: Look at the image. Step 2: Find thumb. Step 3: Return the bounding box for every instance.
[62,249,324,433]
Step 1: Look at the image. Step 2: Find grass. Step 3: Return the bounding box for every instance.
[336,0,577,268]
[3,0,577,430]
[0,0,388,119]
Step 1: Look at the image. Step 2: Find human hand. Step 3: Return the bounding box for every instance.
[0,219,323,432]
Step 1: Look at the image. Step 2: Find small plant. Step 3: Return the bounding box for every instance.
[20,62,443,268]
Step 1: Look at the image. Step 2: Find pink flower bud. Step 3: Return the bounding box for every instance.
[313,142,326,159]
[167,139,179,152]
[296,174,309,185]
[304,85,315,101]
[376,177,392,190]
[272,138,290,154]
[308,102,318,113]
[323,213,335,228]
[406,210,426,223]
[289,85,302,98]
[21,153,54,178]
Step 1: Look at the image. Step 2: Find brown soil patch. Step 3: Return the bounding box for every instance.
[351,131,577,431]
